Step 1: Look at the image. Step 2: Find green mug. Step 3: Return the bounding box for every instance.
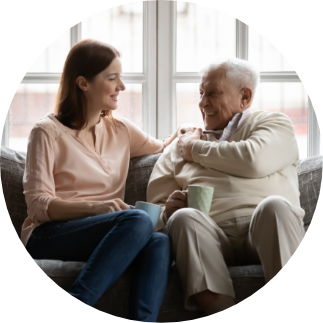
[185,185,214,216]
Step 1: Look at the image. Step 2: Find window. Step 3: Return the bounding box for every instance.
[2,1,320,159]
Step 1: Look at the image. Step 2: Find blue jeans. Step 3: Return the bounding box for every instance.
[26,209,172,322]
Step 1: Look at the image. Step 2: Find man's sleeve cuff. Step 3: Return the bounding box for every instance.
[191,140,204,163]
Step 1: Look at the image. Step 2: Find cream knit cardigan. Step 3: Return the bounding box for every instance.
[147,110,305,231]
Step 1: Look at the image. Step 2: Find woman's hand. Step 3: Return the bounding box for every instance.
[177,123,197,138]
[164,123,198,148]
[93,198,130,215]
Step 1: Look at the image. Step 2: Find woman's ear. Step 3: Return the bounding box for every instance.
[76,76,88,91]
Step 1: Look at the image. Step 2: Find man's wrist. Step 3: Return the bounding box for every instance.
[191,139,204,163]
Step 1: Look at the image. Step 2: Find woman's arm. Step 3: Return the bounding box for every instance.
[23,127,59,224]
[165,123,199,147]
[120,117,197,157]
[48,199,94,221]
[48,198,130,221]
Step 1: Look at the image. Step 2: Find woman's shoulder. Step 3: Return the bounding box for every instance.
[102,115,138,133]
[32,114,64,143]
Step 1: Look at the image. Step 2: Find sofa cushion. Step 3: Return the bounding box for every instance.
[124,153,161,205]
[1,146,28,237]
[35,259,265,321]
[297,155,322,230]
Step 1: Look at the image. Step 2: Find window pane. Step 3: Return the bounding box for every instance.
[82,3,143,73]
[28,30,70,73]
[252,83,308,159]
[112,84,143,129]
[176,83,203,128]
[176,2,236,72]
[8,83,142,152]
[249,27,294,71]
[177,82,308,159]
[9,84,59,152]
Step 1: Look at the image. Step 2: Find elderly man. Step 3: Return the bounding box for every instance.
[147,58,305,316]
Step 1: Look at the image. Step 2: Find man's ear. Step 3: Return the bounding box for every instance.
[76,76,88,91]
[240,87,252,110]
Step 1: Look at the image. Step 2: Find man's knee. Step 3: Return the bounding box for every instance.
[166,208,202,231]
[254,195,291,222]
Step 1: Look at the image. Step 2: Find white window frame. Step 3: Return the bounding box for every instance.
[2,1,320,157]
[1,1,157,148]
[157,1,320,157]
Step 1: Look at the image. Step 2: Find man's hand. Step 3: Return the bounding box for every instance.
[178,128,203,162]
[164,190,187,222]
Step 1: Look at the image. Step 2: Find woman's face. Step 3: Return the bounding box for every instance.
[85,57,126,113]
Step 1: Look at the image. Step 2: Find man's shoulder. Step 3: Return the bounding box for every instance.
[250,110,292,124]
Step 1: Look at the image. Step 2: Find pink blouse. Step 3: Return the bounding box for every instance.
[21,113,165,247]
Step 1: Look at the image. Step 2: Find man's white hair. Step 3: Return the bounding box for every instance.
[200,58,260,97]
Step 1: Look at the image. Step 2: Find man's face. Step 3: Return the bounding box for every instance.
[199,68,243,131]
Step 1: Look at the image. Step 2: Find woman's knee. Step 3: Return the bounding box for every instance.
[120,209,153,235]
[150,232,171,249]
[149,232,172,262]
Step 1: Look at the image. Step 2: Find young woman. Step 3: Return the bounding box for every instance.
[21,39,179,322]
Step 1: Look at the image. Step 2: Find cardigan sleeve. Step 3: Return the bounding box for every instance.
[146,145,182,231]
[119,117,165,158]
[191,112,299,179]
[23,127,59,224]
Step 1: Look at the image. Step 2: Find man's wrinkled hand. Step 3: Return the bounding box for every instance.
[178,128,203,162]
[165,190,187,222]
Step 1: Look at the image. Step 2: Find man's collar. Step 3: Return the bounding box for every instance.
[202,107,251,141]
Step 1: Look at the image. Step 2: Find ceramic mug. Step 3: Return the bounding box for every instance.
[134,201,161,229]
[184,185,214,216]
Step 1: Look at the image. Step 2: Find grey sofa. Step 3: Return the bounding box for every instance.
[1,145,322,322]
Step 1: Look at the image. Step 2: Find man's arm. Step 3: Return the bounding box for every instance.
[179,112,299,179]
[147,146,183,231]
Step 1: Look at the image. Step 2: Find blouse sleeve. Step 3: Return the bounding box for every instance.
[23,126,59,224]
[119,117,165,158]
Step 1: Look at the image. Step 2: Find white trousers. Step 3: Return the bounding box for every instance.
[165,196,305,310]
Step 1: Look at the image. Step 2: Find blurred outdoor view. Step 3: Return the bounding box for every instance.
[8,1,308,158]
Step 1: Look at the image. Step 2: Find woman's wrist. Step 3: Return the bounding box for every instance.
[164,130,178,147]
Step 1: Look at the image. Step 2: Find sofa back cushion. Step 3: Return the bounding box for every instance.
[1,146,28,237]
[1,145,322,236]
[124,154,161,205]
[297,155,322,230]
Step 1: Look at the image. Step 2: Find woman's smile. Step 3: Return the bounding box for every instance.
[110,94,119,101]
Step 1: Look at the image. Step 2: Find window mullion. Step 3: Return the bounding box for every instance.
[236,20,248,60]
[157,0,176,139]
[70,23,82,48]
[142,1,157,137]
[308,97,320,157]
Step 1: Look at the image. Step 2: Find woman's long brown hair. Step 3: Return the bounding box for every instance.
[54,39,121,130]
